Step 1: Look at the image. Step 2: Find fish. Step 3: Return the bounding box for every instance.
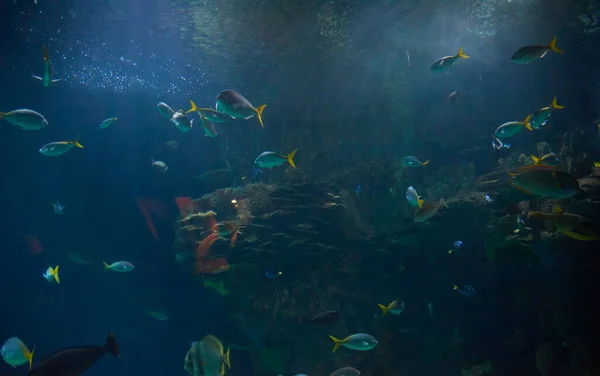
[300,311,341,325]
[401,156,429,167]
[483,194,493,203]
[328,333,377,352]
[377,300,405,316]
[1,337,34,369]
[448,240,463,254]
[199,335,231,376]
[406,186,424,207]
[42,265,60,284]
[200,115,217,138]
[255,149,297,169]
[165,140,180,149]
[32,44,61,87]
[355,185,361,196]
[157,102,175,119]
[526,97,564,130]
[103,261,134,272]
[28,332,119,376]
[511,37,562,64]
[491,135,510,150]
[449,90,459,103]
[52,201,65,214]
[186,100,232,122]
[454,284,476,297]
[413,199,448,222]
[0,109,48,130]
[595,161,600,168]
[147,309,169,321]
[39,136,84,156]
[509,165,580,198]
[67,253,94,265]
[265,271,283,279]
[427,302,434,320]
[527,205,600,241]
[171,110,193,132]
[330,367,361,376]
[531,153,560,165]
[493,115,532,139]
[151,159,168,172]
[215,90,266,127]
[99,117,118,129]
[430,48,469,72]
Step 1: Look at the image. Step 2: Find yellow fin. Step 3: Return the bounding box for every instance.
[286,149,297,168]
[551,97,564,109]
[523,115,533,131]
[74,134,83,148]
[103,261,111,269]
[328,335,344,353]
[186,99,199,114]
[224,347,231,369]
[254,104,267,127]
[53,265,60,284]
[417,199,424,207]
[421,160,430,166]
[27,345,35,370]
[549,37,563,53]
[453,285,458,290]
[552,204,563,215]
[457,48,469,59]
[531,155,541,165]
[377,303,389,315]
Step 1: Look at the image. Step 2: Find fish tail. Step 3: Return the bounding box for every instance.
[551,97,565,109]
[377,303,390,315]
[457,48,469,59]
[42,44,48,61]
[186,99,199,114]
[254,104,267,127]
[531,155,541,165]
[105,332,120,358]
[523,114,533,131]
[287,149,298,168]
[221,362,225,376]
[417,199,424,207]
[548,37,563,53]
[328,335,344,353]
[52,265,60,284]
[453,285,459,290]
[25,344,35,370]
[103,261,111,270]
[421,160,430,166]
[74,133,84,148]
[225,347,231,368]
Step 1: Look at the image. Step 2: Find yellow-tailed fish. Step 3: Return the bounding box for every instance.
[1,337,35,369]
[32,44,61,87]
[215,90,266,127]
[171,110,193,132]
[406,186,424,207]
[509,165,579,198]
[0,109,48,130]
[186,100,232,123]
[377,299,405,316]
[328,333,378,352]
[527,205,600,241]
[531,153,559,165]
[493,115,532,139]
[413,199,448,222]
[42,265,60,284]
[200,115,217,138]
[39,136,83,156]
[430,48,469,72]
[99,117,118,129]
[255,149,297,169]
[401,156,429,167]
[511,37,562,64]
[526,97,564,130]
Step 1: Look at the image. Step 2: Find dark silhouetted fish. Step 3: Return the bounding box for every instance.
[29,333,119,376]
[300,310,341,325]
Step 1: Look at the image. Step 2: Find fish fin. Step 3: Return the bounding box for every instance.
[531,155,541,165]
[51,78,62,83]
[186,99,199,114]
[551,97,564,109]
[74,133,84,148]
[523,115,533,131]
[417,199,424,207]
[254,104,267,127]
[286,149,297,168]
[221,362,225,376]
[453,285,458,290]
[328,335,343,353]
[42,44,49,61]
[377,303,389,315]
[552,204,563,215]
[105,332,120,358]
[103,261,111,270]
[225,347,231,368]
[27,345,35,370]
[421,160,430,166]
[457,48,469,59]
[548,37,563,53]
[32,75,43,80]
[53,265,60,284]
[440,198,449,209]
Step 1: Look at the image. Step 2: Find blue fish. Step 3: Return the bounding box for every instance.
[52,201,65,214]
[355,185,361,196]
[265,271,282,279]
[483,194,493,203]
[448,240,463,254]
[454,284,476,297]
[401,155,429,167]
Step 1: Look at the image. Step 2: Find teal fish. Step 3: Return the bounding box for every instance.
[151,159,168,172]
[330,367,361,376]
[526,97,564,130]
[406,186,424,207]
[99,117,118,129]
[200,115,217,138]
[157,102,175,119]
[1,337,34,369]
[255,149,297,169]
[401,156,429,167]
[377,300,405,316]
[103,261,134,272]
[39,137,83,156]
[0,109,48,130]
[171,110,193,132]
[32,44,61,87]
[430,48,469,72]
[510,165,579,198]
[186,100,232,122]
[493,115,532,139]
[42,265,60,284]
[215,90,266,127]
[198,335,231,376]
[147,309,169,321]
[511,37,562,64]
[328,333,378,352]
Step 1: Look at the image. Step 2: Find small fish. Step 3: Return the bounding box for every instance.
[165,140,180,149]
[483,194,493,203]
[42,265,60,284]
[427,302,434,320]
[454,284,476,297]
[171,110,193,132]
[200,115,217,138]
[99,117,118,129]
[32,44,61,87]
[186,100,232,122]
[448,240,463,254]
[406,186,424,207]
[147,309,169,321]
[67,253,95,265]
[265,271,283,279]
[377,300,405,316]
[1,337,34,369]
[39,136,84,156]
[511,36,562,64]
[493,115,532,139]
[401,156,429,167]
[431,48,469,72]
[355,185,361,196]
[405,49,411,67]
[29,333,119,376]
[157,102,175,119]
[491,135,510,151]
[510,165,579,198]
[328,333,377,353]
[255,149,297,169]
[300,311,341,325]
[151,159,168,172]
[531,153,560,165]
[413,199,448,222]
[528,205,600,241]
[526,97,564,130]
[216,90,266,127]
[449,90,459,103]
[330,366,361,376]
[0,109,48,130]
[52,201,65,214]
[103,261,134,272]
